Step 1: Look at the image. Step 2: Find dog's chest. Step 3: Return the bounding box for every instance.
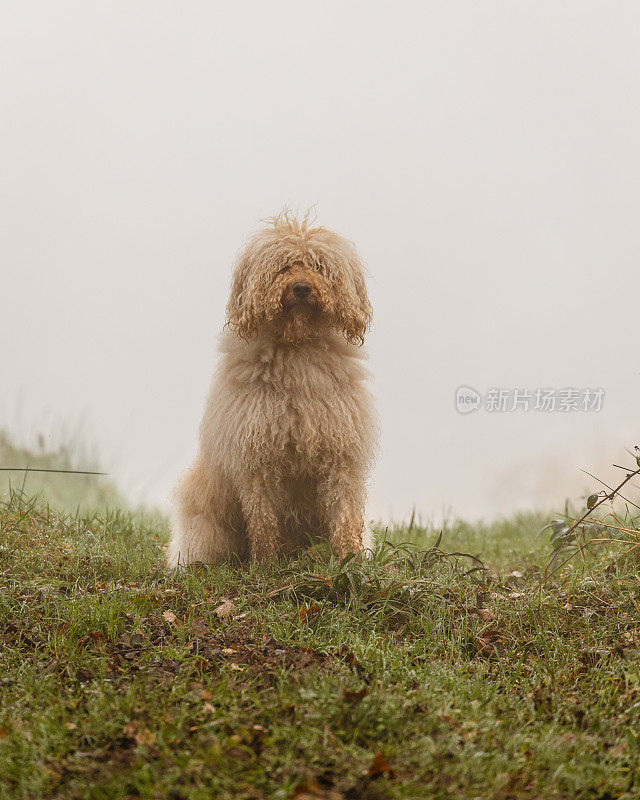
[234,345,365,470]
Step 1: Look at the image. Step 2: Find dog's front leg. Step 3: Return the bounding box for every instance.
[239,475,283,560]
[319,468,365,560]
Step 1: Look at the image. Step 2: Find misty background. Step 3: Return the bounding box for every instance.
[2,2,639,522]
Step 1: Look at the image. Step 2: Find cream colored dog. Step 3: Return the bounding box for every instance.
[168,213,377,567]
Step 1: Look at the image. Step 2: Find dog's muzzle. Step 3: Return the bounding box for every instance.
[292,282,312,301]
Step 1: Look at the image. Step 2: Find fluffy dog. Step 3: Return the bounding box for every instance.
[168,213,378,567]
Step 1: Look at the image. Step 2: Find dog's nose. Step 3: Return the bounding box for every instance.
[292,281,312,299]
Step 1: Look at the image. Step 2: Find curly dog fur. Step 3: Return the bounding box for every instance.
[168,213,378,566]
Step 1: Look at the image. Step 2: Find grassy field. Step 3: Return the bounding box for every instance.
[1,428,639,800]
[2,483,640,800]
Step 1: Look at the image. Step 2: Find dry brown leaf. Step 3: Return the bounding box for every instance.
[191,617,209,635]
[366,751,395,778]
[292,777,322,797]
[299,604,321,622]
[124,721,156,747]
[338,647,369,681]
[436,711,460,726]
[0,728,9,738]
[162,610,178,625]
[342,687,368,702]
[214,598,236,619]
[477,629,507,656]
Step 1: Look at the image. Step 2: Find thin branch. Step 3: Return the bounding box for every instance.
[543,461,640,583]
[579,468,640,510]
[0,468,109,476]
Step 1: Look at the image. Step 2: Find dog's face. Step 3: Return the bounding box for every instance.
[279,263,322,315]
[226,216,372,345]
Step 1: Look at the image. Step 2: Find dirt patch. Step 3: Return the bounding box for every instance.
[105,616,330,683]
[2,608,331,685]
[145,631,328,683]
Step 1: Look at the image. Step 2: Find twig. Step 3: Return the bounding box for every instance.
[579,468,640,510]
[543,460,640,583]
[0,468,109,475]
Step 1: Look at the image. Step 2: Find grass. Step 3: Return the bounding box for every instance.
[2,486,640,800]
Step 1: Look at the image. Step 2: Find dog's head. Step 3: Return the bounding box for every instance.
[226,213,372,345]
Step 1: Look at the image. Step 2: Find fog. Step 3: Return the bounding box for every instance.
[2,2,639,521]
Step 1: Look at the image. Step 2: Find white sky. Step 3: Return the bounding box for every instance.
[2,2,639,522]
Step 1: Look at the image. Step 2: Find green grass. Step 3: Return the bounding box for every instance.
[1,490,640,800]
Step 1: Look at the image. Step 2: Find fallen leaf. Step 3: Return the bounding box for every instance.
[436,711,460,726]
[162,610,178,625]
[191,617,209,635]
[65,722,77,731]
[476,629,507,656]
[214,599,236,619]
[299,604,320,622]
[123,721,156,747]
[338,647,370,681]
[365,751,395,779]
[292,777,322,797]
[0,728,9,738]
[342,687,368,702]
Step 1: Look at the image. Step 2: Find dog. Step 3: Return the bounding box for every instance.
[168,212,378,566]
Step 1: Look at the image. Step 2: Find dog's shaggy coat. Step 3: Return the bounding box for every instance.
[168,214,378,566]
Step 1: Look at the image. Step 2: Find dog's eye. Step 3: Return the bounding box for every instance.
[279,265,291,274]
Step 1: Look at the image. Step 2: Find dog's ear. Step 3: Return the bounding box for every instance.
[335,252,372,346]
[349,261,373,344]
[227,227,287,338]
[225,249,256,339]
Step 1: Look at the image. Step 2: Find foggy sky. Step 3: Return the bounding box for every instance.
[2,1,639,522]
